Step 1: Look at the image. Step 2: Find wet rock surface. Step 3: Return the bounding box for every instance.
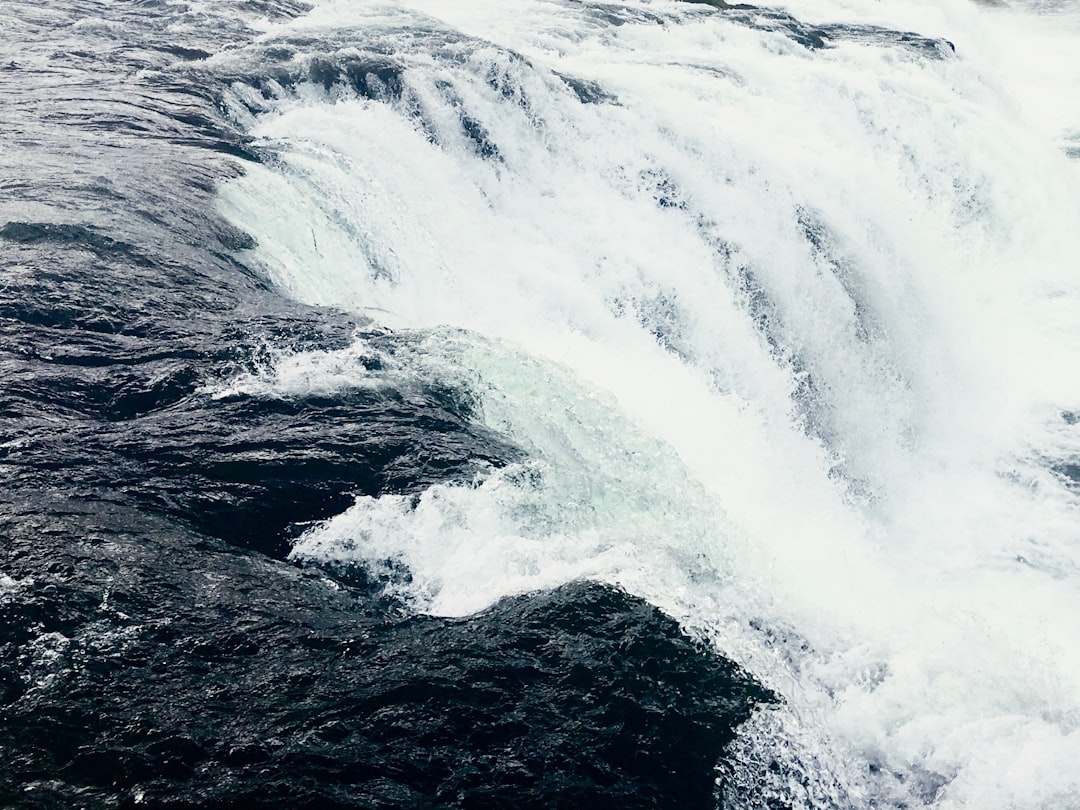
[682,1,955,55]
[0,498,772,809]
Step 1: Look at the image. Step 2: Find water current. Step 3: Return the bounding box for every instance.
[3,0,1080,807]
[215,1,1080,807]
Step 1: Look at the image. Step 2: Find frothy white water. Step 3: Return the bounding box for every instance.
[216,1,1080,806]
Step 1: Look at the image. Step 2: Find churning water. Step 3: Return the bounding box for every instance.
[213,0,1080,807]
[3,0,1079,806]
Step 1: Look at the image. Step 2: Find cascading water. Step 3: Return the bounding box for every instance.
[210,0,1080,806]
[0,0,1061,806]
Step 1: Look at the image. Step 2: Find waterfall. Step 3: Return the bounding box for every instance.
[212,1,1080,806]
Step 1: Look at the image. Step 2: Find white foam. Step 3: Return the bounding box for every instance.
[0,573,21,596]
[203,337,391,400]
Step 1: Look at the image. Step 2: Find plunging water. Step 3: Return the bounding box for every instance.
[215,1,1080,806]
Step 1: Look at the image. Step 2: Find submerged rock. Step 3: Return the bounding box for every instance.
[680,0,955,56]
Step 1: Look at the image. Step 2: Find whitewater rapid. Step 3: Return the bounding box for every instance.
[215,1,1080,807]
